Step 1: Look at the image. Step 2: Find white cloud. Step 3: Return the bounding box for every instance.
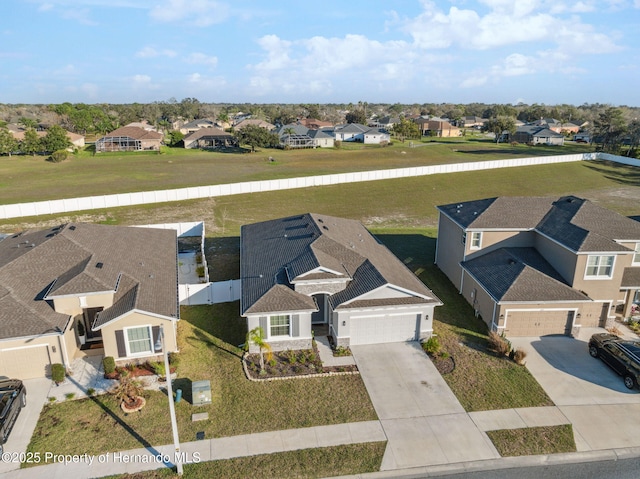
[135,46,177,58]
[60,8,96,25]
[132,74,152,86]
[150,0,230,27]
[187,73,226,90]
[185,52,218,67]
[492,53,536,76]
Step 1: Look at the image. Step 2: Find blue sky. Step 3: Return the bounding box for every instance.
[2,0,640,105]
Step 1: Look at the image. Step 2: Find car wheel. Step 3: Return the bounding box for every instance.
[623,375,636,390]
[589,345,599,358]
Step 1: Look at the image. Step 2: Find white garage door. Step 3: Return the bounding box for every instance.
[350,314,419,346]
[505,310,573,337]
[0,345,51,379]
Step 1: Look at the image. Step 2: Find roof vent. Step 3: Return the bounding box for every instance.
[69,225,76,231]
[508,259,516,265]
[96,262,104,269]
[318,218,323,223]
[322,225,328,230]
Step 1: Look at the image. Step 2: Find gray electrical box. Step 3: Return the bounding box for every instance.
[192,380,212,406]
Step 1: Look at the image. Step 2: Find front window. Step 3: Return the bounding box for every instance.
[270,315,290,337]
[585,255,614,278]
[633,244,640,265]
[125,326,153,356]
[470,232,482,250]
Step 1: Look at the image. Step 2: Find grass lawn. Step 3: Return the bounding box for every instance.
[376,231,553,411]
[105,442,386,479]
[0,139,595,205]
[487,425,576,457]
[25,303,376,462]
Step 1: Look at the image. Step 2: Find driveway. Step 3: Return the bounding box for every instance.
[509,328,640,407]
[0,378,50,474]
[351,342,499,470]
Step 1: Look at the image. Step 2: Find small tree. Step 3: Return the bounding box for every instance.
[111,376,145,405]
[21,128,41,156]
[483,116,516,143]
[245,326,272,373]
[42,125,72,153]
[0,128,18,157]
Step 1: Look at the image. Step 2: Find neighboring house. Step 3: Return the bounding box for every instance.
[0,223,179,380]
[95,126,163,152]
[241,214,442,352]
[574,132,591,143]
[9,126,85,150]
[182,127,237,149]
[435,196,640,337]
[369,116,399,130]
[298,118,334,130]
[458,116,487,129]
[414,118,461,137]
[124,121,159,132]
[275,124,334,148]
[234,119,275,131]
[333,124,389,143]
[179,119,216,135]
[513,126,565,145]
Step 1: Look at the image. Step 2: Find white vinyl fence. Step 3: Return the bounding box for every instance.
[179,280,241,306]
[1,152,637,220]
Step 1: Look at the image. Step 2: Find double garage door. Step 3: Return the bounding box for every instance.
[0,345,52,379]
[504,310,574,337]
[350,314,420,346]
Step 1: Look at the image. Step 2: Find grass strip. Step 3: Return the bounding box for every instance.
[487,425,576,457]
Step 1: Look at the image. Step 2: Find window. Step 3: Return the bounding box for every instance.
[633,244,640,265]
[585,255,614,278]
[270,315,291,337]
[470,232,482,250]
[125,326,153,356]
[461,232,467,245]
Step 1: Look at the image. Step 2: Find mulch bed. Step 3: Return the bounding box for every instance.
[430,354,455,375]
[244,342,358,379]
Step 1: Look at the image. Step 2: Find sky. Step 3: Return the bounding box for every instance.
[2,0,640,106]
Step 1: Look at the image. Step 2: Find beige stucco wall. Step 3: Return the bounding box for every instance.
[465,230,535,259]
[0,334,64,364]
[52,292,114,316]
[100,312,177,361]
[571,253,632,301]
[435,213,466,288]
[534,234,577,284]
[246,312,313,352]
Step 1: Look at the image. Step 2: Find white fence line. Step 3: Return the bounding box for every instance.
[1,152,637,220]
[179,280,241,305]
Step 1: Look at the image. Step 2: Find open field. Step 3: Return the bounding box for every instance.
[0,139,594,205]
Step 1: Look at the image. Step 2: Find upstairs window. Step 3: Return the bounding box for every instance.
[470,232,482,250]
[633,244,640,265]
[585,255,614,279]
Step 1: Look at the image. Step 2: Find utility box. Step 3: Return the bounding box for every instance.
[192,380,212,406]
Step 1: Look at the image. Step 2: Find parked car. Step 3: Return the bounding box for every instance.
[588,333,640,390]
[0,379,27,454]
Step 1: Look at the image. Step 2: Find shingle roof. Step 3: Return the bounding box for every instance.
[183,127,232,141]
[241,214,440,315]
[438,195,640,252]
[462,247,591,302]
[103,126,163,141]
[621,267,640,288]
[0,223,178,340]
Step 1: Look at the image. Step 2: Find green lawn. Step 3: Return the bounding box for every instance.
[25,303,376,462]
[487,425,576,457]
[0,139,594,205]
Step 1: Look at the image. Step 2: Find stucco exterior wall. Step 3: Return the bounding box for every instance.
[246,312,313,352]
[52,292,115,316]
[465,230,535,259]
[100,312,177,361]
[435,213,466,288]
[294,281,347,296]
[572,253,631,301]
[534,234,578,284]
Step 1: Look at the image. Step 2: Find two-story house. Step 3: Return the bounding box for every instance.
[435,196,640,337]
[0,223,179,379]
[241,214,442,352]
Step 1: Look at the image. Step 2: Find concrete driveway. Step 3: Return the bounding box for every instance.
[509,328,640,407]
[351,342,499,470]
[0,378,50,474]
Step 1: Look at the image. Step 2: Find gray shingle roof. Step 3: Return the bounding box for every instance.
[0,223,178,340]
[622,267,640,288]
[462,247,591,302]
[241,214,440,315]
[438,195,640,252]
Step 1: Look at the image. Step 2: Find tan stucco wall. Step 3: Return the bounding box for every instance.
[571,253,632,301]
[465,230,535,258]
[52,292,114,316]
[100,312,177,360]
[0,334,64,365]
[534,234,577,284]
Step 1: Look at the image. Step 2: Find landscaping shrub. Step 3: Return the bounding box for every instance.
[334,140,342,149]
[488,331,510,357]
[512,349,527,365]
[168,352,180,367]
[49,150,70,163]
[87,388,96,396]
[103,356,116,375]
[65,393,75,400]
[51,363,66,385]
[196,265,206,277]
[422,336,441,356]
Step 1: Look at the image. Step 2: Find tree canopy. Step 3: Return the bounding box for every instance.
[0,128,18,156]
[234,124,279,152]
[483,116,516,143]
[42,125,72,152]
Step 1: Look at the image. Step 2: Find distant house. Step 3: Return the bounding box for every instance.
[179,119,217,135]
[369,116,399,130]
[234,119,275,131]
[457,116,486,128]
[298,118,333,130]
[275,124,334,148]
[513,126,564,145]
[436,196,640,337]
[241,214,442,352]
[414,119,461,137]
[183,127,237,149]
[573,132,591,143]
[95,126,163,152]
[8,125,85,150]
[333,123,390,144]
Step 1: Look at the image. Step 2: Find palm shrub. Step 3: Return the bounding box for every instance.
[488,331,510,357]
[111,376,145,404]
[422,336,441,356]
[244,326,272,373]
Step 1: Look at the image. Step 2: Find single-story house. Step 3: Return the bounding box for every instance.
[435,196,640,337]
[414,119,461,137]
[333,124,390,144]
[183,127,238,149]
[513,126,565,145]
[9,126,85,150]
[241,214,442,352]
[0,223,179,379]
[298,118,334,130]
[275,124,334,148]
[95,126,163,152]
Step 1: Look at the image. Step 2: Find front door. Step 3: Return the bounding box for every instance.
[311,294,328,324]
[83,307,104,341]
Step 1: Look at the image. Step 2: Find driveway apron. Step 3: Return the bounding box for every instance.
[351,342,499,470]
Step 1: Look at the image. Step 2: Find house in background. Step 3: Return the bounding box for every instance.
[333,123,390,144]
[0,223,179,380]
[179,118,217,135]
[95,126,163,152]
[241,214,441,352]
[8,125,85,150]
[414,118,461,137]
[234,119,276,131]
[435,196,640,337]
[274,124,334,148]
[513,126,565,145]
[183,127,238,149]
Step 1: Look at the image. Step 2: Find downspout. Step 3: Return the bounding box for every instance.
[491,302,497,332]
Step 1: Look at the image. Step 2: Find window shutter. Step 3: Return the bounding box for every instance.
[152,326,162,353]
[115,330,126,358]
[259,317,268,335]
[292,314,300,337]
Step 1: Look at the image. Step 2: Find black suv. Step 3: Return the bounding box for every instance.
[588,333,640,390]
[0,379,27,454]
